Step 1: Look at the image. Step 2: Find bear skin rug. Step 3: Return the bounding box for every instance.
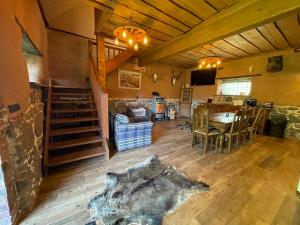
[87,155,209,225]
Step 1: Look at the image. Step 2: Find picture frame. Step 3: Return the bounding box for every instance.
[118,69,142,90]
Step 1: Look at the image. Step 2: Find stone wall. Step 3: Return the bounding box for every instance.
[0,87,44,224]
[270,105,300,140]
[109,98,180,118]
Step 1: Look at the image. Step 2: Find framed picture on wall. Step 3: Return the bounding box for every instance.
[118,69,142,90]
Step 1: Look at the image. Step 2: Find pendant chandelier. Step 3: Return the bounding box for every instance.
[113,13,149,51]
[198,56,222,69]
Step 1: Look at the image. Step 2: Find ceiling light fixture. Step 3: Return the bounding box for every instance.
[198,56,222,69]
[113,13,149,51]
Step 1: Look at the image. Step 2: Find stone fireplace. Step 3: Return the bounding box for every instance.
[153,96,165,120]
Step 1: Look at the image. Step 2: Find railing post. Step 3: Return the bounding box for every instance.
[43,78,52,175]
[96,33,106,91]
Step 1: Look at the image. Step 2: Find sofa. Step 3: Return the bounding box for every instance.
[113,114,153,151]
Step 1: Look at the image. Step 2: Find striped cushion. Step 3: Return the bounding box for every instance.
[115,114,130,124]
[130,107,146,118]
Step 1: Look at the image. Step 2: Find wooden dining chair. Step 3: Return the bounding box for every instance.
[248,108,264,142]
[248,107,259,126]
[239,109,252,144]
[224,110,244,152]
[192,106,219,153]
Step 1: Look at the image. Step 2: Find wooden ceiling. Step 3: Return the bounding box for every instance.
[40,0,300,68]
[160,14,300,68]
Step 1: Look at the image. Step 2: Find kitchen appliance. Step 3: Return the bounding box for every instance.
[245,98,257,107]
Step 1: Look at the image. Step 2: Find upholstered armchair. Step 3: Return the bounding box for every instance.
[114,114,153,151]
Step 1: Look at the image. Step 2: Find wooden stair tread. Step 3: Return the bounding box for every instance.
[51,100,94,104]
[52,92,91,96]
[50,116,98,124]
[50,126,100,136]
[52,108,96,113]
[52,85,90,90]
[48,146,105,167]
[49,136,103,150]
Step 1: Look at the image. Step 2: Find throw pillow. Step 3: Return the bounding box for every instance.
[115,114,130,124]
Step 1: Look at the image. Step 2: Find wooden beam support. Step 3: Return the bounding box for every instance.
[139,0,300,66]
[95,8,112,34]
[105,49,134,75]
[97,33,106,91]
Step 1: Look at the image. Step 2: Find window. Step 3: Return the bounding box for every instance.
[217,77,252,96]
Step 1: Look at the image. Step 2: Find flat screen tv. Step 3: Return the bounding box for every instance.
[191,69,216,86]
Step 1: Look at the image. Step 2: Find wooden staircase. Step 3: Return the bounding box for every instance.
[43,79,108,174]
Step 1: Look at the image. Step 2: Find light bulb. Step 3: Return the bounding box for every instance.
[213,63,216,68]
[217,60,221,65]
[115,38,119,45]
[207,64,211,68]
[134,43,138,50]
[198,64,202,69]
[143,36,148,45]
[202,61,205,65]
[122,30,127,38]
[128,38,133,45]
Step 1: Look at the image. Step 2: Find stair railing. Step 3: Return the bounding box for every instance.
[43,78,52,175]
[88,40,109,158]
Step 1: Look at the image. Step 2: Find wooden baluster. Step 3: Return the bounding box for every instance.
[43,78,52,176]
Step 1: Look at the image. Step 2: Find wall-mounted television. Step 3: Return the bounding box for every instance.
[191,68,216,86]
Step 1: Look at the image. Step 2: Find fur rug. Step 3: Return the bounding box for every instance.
[87,156,209,225]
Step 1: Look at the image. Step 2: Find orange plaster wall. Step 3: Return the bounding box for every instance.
[0,0,48,114]
[187,49,300,106]
[47,29,90,81]
[106,60,186,99]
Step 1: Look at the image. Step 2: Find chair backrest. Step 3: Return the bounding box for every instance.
[239,109,252,132]
[193,105,209,133]
[250,108,263,131]
[205,103,220,114]
[228,110,244,134]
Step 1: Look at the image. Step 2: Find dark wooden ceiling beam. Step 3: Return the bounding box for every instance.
[204,0,219,12]
[110,13,175,39]
[115,1,186,33]
[255,28,279,50]
[206,44,240,58]
[139,0,300,66]
[95,8,113,34]
[139,0,192,28]
[222,39,252,55]
[168,0,204,21]
[199,46,233,60]
[238,34,263,52]
[273,22,293,48]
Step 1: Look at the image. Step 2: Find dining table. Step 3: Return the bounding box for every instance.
[209,112,235,152]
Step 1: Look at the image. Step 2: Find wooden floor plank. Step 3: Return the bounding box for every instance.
[21,120,300,225]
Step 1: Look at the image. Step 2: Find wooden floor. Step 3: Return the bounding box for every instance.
[21,120,300,225]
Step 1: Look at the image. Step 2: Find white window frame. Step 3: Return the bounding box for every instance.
[217,77,252,96]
